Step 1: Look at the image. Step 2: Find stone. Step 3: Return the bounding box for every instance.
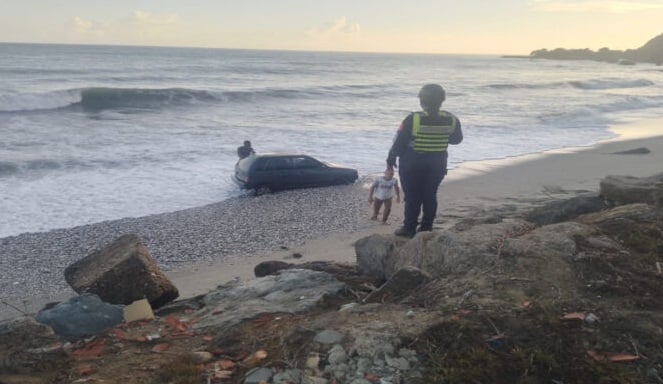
[525,193,607,225]
[577,204,663,254]
[64,233,179,308]
[194,269,346,331]
[244,367,274,384]
[363,266,431,303]
[354,234,407,279]
[314,330,344,345]
[611,147,650,155]
[600,173,663,206]
[327,344,348,364]
[34,294,123,341]
[273,369,304,384]
[0,317,69,374]
[254,260,291,277]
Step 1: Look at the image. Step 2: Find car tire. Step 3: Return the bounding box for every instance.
[254,186,271,196]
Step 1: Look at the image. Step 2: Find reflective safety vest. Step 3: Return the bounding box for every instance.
[412,111,457,153]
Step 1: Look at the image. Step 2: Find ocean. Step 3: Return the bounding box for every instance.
[2,43,663,238]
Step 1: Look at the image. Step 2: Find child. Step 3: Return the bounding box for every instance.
[368,168,401,224]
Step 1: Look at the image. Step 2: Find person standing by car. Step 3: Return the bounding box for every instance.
[387,83,463,238]
[237,140,255,160]
[368,168,401,224]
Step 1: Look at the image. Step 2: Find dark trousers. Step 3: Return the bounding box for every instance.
[398,153,446,230]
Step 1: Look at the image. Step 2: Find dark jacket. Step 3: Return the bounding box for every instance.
[237,145,255,159]
[387,111,463,169]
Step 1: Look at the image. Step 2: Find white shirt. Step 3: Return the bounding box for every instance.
[372,177,399,200]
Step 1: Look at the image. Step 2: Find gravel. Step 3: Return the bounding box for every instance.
[0,183,372,314]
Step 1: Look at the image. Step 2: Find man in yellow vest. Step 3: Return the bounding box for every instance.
[387,84,463,238]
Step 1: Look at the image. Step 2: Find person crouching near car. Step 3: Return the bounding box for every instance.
[368,168,401,224]
[237,140,255,160]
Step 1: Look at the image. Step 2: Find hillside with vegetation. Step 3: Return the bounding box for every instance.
[528,32,663,64]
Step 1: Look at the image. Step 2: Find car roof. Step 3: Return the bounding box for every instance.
[252,153,311,158]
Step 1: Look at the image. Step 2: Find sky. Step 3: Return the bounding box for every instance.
[1,0,663,54]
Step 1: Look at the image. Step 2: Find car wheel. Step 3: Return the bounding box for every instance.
[254,186,271,196]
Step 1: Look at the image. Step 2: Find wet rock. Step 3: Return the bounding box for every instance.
[64,233,179,308]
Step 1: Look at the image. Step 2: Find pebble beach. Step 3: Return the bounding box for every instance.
[0,183,372,318]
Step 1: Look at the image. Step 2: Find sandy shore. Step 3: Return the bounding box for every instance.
[2,118,662,320]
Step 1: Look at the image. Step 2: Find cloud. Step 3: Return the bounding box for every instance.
[130,10,182,39]
[67,10,183,43]
[132,10,180,26]
[311,17,361,37]
[68,16,107,36]
[533,0,663,13]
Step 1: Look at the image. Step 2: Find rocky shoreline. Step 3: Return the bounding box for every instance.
[3,171,663,383]
[0,183,371,315]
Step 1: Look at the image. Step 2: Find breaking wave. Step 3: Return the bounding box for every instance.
[0,84,389,113]
[569,78,654,90]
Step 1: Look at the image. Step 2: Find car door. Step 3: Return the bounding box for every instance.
[259,156,295,190]
[291,156,327,187]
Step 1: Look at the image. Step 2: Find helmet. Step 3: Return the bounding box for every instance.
[418,84,446,105]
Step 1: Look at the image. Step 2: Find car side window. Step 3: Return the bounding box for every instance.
[263,157,292,170]
[292,156,321,169]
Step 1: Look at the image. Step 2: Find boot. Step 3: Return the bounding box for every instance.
[394,226,416,238]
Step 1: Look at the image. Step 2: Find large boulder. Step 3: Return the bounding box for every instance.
[193,269,347,332]
[0,317,69,374]
[577,203,663,254]
[501,221,595,260]
[525,193,607,225]
[354,234,408,280]
[363,266,431,303]
[64,233,179,308]
[599,173,663,206]
[390,220,535,278]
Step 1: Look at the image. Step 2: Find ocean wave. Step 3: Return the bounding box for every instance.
[0,89,81,112]
[0,158,126,178]
[80,87,219,111]
[1,85,386,113]
[569,78,654,90]
[537,95,663,125]
[486,81,566,90]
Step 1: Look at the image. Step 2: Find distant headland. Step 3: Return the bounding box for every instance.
[505,32,663,65]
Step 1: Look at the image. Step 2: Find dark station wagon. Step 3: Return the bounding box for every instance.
[232,153,358,193]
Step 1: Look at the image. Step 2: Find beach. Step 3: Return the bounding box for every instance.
[1,117,662,321]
